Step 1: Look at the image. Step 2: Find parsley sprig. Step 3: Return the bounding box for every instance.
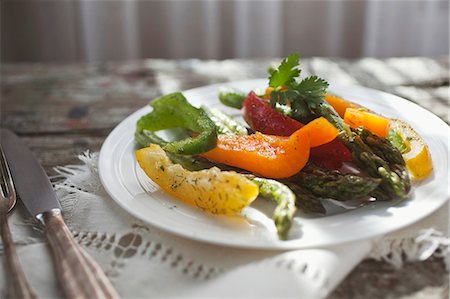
[268,54,329,122]
[268,53,300,88]
[292,75,329,108]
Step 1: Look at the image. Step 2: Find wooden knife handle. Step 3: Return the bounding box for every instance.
[42,210,120,299]
[1,209,37,299]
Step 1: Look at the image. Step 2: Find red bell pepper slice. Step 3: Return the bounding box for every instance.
[243,91,303,136]
[310,139,353,169]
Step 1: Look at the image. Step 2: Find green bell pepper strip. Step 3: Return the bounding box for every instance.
[136,92,218,155]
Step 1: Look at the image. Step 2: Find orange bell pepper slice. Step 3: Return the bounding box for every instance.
[324,93,361,118]
[201,117,338,178]
[304,117,339,147]
[344,108,390,138]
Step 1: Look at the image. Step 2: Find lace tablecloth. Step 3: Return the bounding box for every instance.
[1,57,449,298]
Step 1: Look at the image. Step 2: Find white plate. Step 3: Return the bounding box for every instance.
[99,79,449,249]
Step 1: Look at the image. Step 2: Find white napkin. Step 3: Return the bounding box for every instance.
[183,241,373,298]
[0,152,448,299]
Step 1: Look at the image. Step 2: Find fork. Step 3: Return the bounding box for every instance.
[0,146,37,299]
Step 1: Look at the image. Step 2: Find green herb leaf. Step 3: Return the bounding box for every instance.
[293,75,329,107]
[270,89,311,121]
[269,90,297,107]
[290,96,311,121]
[387,128,409,154]
[268,53,300,88]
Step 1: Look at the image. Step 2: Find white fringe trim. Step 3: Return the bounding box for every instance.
[369,229,449,269]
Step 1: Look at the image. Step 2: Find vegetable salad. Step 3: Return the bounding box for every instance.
[135,54,432,240]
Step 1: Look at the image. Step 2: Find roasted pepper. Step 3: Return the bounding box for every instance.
[344,108,390,138]
[243,91,304,136]
[136,144,259,215]
[136,92,217,155]
[201,117,338,178]
[310,139,353,169]
[324,93,361,118]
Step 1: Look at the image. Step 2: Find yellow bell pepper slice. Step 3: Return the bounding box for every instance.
[136,144,259,215]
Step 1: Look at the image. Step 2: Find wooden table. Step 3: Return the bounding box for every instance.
[1,57,448,298]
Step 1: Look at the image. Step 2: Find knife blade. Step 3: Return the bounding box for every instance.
[0,128,119,299]
[0,128,61,220]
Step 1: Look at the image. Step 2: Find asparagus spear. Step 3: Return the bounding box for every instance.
[343,133,410,199]
[249,177,297,240]
[370,163,412,200]
[307,99,352,137]
[292,166,381,201]
[355,127,405,166]
[354,127,411,200]
[202,106,248,135]
[284,182,326,214]
[391,163,411,194]
[370,188,391,201]
[218,87,246,109]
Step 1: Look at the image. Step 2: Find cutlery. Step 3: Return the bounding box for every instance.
[0,146,37,299]
[0,129,120,299]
